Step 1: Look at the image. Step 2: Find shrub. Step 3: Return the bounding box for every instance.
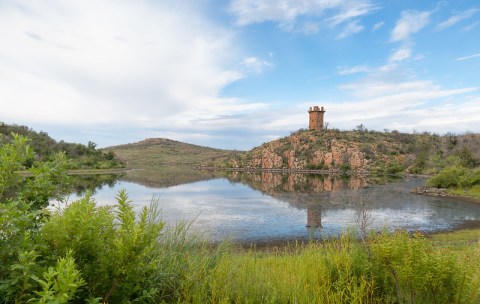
[370,231,462,303]
[385,160,404,175]
[459,169,480,188]
[428,166,468,188]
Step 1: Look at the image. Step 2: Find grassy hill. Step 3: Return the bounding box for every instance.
[105,138,238,168]
[218,128,480,175]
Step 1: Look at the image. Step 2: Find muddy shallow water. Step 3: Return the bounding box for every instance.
[55,169,480,243]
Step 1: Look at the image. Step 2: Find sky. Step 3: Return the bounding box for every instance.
[0,0,479,150]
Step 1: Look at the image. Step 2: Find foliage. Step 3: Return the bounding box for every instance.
[427,165,480,189]
[340,162,351,174]
[31,250,85,303]
[369,231,461,303]
[0,133,34,197]
[0,122,125,169]
[385,160,404,175]
[20,152,70,208]
[208,231,480,303]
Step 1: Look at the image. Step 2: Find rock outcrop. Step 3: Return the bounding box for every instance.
[223,129,414,172]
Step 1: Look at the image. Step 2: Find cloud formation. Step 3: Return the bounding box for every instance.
[436,8,479,31]
[391,10,430,42]
[372,21,385,31]
[1,0,478,150]
[229,0,377,35]
[332,77,478,133]
[389,45,412,62]
[0,1,268,147]
[336,20,365,39]
[455,53,480,61]
[240,57,273,73]
[337,65,371,75]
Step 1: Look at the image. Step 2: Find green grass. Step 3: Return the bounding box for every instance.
[448,185,480,200]
[428,228,480,250]
[203,231,480,303]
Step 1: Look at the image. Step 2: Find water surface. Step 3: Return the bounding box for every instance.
[58,169,480,243]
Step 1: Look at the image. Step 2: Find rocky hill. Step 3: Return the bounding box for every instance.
[218,129,480,175]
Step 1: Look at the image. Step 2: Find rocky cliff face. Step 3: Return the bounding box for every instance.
[224,129,413,172]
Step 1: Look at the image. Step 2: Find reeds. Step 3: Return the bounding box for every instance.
[198,231,480,304]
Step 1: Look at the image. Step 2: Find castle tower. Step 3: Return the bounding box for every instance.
[308,106,325,131]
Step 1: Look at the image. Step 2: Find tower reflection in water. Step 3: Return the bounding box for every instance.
[306,207,322,228]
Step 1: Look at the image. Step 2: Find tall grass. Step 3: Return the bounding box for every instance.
[205,231,480,304]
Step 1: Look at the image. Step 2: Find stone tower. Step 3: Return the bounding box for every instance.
[308,106,325,131]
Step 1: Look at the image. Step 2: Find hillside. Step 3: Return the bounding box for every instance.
[219,128,480,175]
[105,138,238,168]
[0,122,125,169]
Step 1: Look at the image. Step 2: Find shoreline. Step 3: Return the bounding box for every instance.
[411,186,480,204]
[226,226,480,252]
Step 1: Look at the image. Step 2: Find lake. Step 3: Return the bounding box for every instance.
[57,168,480,244]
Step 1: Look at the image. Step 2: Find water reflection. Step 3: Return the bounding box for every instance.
[221,172,374,232]
[306,207,322,228]
[68,173,124,196]
[62,169,480,243]
[122,167,221,188]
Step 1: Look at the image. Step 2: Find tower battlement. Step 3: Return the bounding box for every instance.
[308,106,325,131]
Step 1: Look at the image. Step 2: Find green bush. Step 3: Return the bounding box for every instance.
[370,231,461,303]
[385,160,404,174]
[459,169,480,187]
[427,166,480,189]
[340,162,351,174]
[427,165,467,188]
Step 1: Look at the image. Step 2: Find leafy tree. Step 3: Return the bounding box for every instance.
[0,133,33,198]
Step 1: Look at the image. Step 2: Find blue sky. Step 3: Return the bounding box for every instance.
[0,0,479,150]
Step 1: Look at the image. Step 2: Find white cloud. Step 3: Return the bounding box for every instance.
[462,20,479,32]
[372,21,385,31]
[240,56,273,73]
[331,82,478,132]
[328,1,378,26]
[229,0,377,28]
[0,0,268,147]
[388,45,412,62]
[336,20,365,39]
[436,8,479,31]
[337,65,371,75]
[328,61,480,133]
[391,10,430,42]
[455,53,480,61]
